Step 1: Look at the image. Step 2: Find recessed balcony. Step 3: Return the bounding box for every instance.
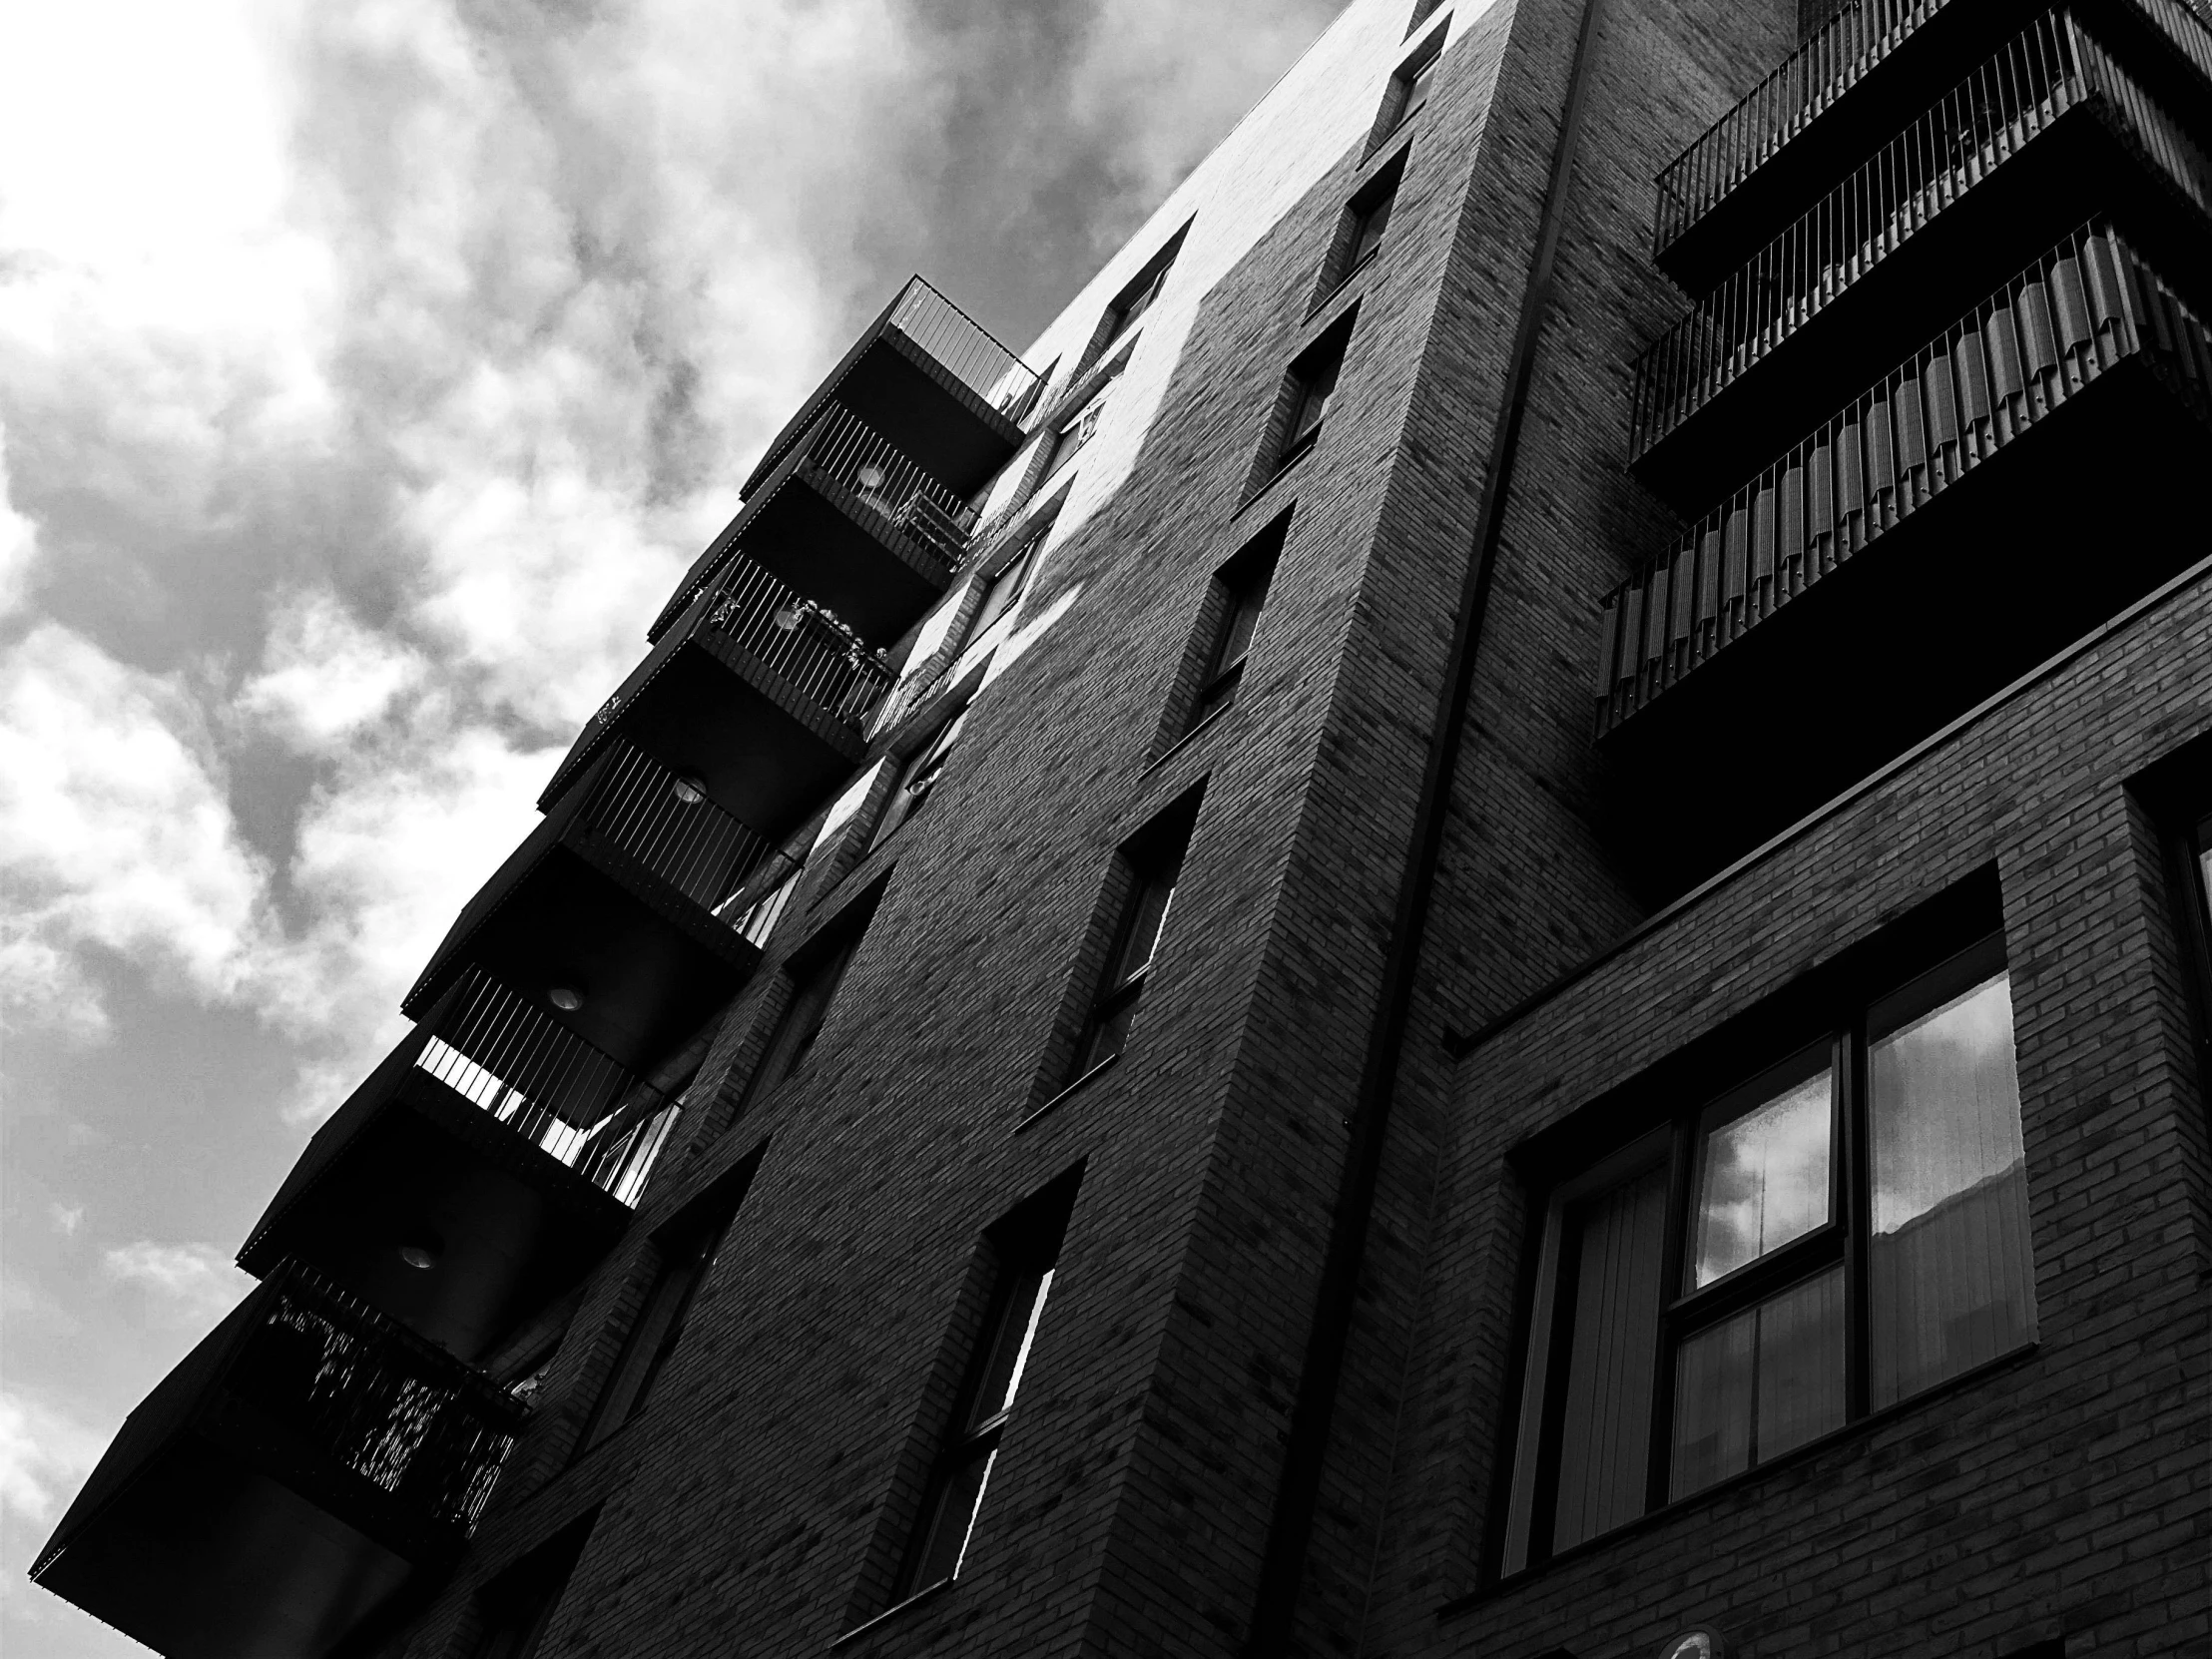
[1631,9,2212,512]
[31,1260,525,1659]
[740,276,1041,503]
[403,741,768,1068]
[1596,223,2212,893]
[540,551,894,834]
[242,971,683,1360]
[653,404,975,650]
[1652,0,2212,290]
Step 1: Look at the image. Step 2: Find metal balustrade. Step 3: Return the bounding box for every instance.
[653,405,977,643]
[692,556,898,728]
[578,742,777,912]
[1631,11,2212,461]
[416,969,678,1205]
[886,276,1043,417]
[226,1261,525,1535]
[1595,223,2212,734]
[1653,0,2212,258]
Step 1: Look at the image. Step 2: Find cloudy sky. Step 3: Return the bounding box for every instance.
[0,1,1339,1649]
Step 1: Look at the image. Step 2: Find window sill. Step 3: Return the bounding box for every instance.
[1440,1339,2041,1618]
[830,1577,954,1648]
[1142,701,1236,777]
[1307,250,1381,320]
[1014,1054,1120,1134]
[1239,435,1319,515]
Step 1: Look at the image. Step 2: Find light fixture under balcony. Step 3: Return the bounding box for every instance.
[857,462,887,489]
[772,605,804,631]
[548,985,585,1012]
[671,772,709,806]
[396,1232,443,1271]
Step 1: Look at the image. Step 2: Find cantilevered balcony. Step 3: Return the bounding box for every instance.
[1652,0,2212,290]
[31,1261,525,1659]
[1631,9,2212,511]
[740,276,1040,502]
[652,403,974,649]
[541,552,893,833]
[1596,223,2212,893]
[403,741,768,1068]
[242,972,683,1360]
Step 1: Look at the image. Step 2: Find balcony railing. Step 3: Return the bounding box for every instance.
[653,404,978,643]
[884,276,1043,418]
[1652,0,2212,257]
[419,969,680,1206]
[694,557,897,726]
[1595,223,2211,733]
[1631,11,2212,462]
[579,742,777,912]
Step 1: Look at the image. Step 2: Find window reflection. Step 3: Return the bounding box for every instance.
[1688,1056,1833,1288]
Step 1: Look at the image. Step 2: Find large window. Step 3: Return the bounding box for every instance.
[894,1182,1076,1597]
[1500,936,2035,1571]
[1069,835,1187,1082]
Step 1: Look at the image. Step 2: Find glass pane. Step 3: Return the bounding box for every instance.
[1351,189,1395,265]
[1074,985,1141,1075]
[1670,1267,1845,1499]
[969,1269,1053,1425]
[1688,1058,1834,1289]
[911,1444,996,1587]
[1551,1161,1668,1550]
[1115,873,1178,983]
[1869,970,2035,1408]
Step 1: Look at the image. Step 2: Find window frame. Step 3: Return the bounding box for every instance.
[1264,315,1356,486]
[1382,39,1442,137]
[1498,931,2035,1574]
[1189,544,1278,733]
[872,703,971,849]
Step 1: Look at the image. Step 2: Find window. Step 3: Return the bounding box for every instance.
[1345,178,1397,276]
[1406,0,1446,33]
[1102,265,1167,350]
[1069,828,1190,1081]
[1042,366,1120,481]
[895,1181,1076,1596]
[726,856,801,947]
[470,1517,594,1659]
[1088,224,1188,367]
[1189,532,1280,731]
[576,1173,751,1453]
[1268,322,1351,479]
[1383,43,1441,134]
[968,527,1047,645]
[872,705,970,848]
[757,931,863,1089]
[1500,936,2035,1571]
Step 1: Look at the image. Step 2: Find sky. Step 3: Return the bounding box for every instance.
[0,1,1341,1651]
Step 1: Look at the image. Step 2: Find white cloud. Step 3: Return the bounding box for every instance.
[99,1242,254,1330]
[0,1390,108,1529]
[46,1206,83,1238]
[0,423,39,620]
[0,625,272,1038]
[239,591,427,753]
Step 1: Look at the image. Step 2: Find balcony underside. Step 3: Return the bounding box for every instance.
[1658,0,2212,289]
[401,805,759,1069]
[242,1053,628,1361]
[1636,102,2212,512]
[542,634,868,836]
[1601,352,2210,897]
[745,328,1025,501]
[35,1425,422,1659]
[655,454,956,648]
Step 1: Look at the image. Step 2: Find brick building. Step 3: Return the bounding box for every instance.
[32,0,2212,1652]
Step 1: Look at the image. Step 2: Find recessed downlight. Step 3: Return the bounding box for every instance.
[548,985,584,1012]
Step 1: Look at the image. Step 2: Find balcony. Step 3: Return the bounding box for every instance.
[1632,9,2212,511]
[31,1260,525,1659]
[653,404,975,649]
[403,741,768,1068]
[1652,0,2212,290]
[1595,224,2212,893]
[740,276,1041,503]
[242,971,683,1360]
[541,551,894,831]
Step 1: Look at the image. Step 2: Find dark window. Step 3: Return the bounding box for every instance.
[1089,226,1188,367]
[1272,326,1349,477]
[1346,179,1397,275]
[896,1184,1076,1596]
[760,932,863,1089]
[969,528,1047,643]
[471,1519,593,1659]
[576,1176,750,1453]
[1103,265,1167,348]
[1384,45,1440,134]
[873,706,971,848]
[1042,372,1116,480]
[1070,836,1188,1081]
[1501,936,2035,1571]
[1406,0,1445,33]
[1191,549,1277,731]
